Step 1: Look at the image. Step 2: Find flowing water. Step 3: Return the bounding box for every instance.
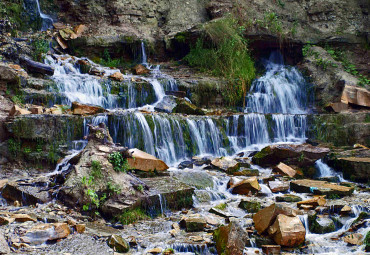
[35,0,53,31]
[44,49,368,254]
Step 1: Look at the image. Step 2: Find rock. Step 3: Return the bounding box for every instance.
[262,245,281,255]
[0,231,10,254]
[109,72,124,81]
[275,194,302,203]
[59,28,78,40]
[231,168,259,177]
[107,234,130,253]
[1,181,52,205]
[328,154,370,183]
[29,106,43,114]
[297,196,326,209]
[0,216,13,225]
[9,105,31,116]
[324,102,349,113]
[253,204,298,234]
[133,64,150,75]
[56,35,68,49]
[154,95,205,115]
[340,205,352,214]
[343,233,363,245]
[12,214,37,223]
[252,144,330,167]
[209,207,231,218]
[290,179,354,197]
[49,107,63,115]
[71,101,106,115]
[147,247,162,254]
[341,85,370,108]
[238,200,261,213]
[268,215,305,247]
[213,220,249,255]
[22,223,71,245]
[53,22,66,29]
[211,157,240,173]
[76,224,86,233]
[192,156,212,166]
[127,148,169,171]
[73,24,87,36]
[178,160,193,169]
[268,181,289,193]
[19,57,54,76]
[274,162,297,177]
[165,91,186,98]
[230,177,261,195]
[180,216,206,232]
[309,215,335,234]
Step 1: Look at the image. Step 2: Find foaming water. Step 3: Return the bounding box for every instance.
[315,159,345,182]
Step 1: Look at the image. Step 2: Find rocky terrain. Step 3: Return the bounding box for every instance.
[0,0,369,254]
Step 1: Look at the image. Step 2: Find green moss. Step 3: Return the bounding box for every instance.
[214,203,227,210]
[119,208,149,225]
[213,226,228,255]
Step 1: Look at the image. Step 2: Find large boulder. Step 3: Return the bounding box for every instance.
[127,148,169,172]
[274,162,297,177]
[253,204,298,234]
[154,95,205,115]
[213,219,250,255]
[211,157,240,173]
[341,85,370,108]
[290,179,354,197]
[71,101,106,115]
[179,215,207,232]
[230,177,261,195]
[268,214,306,247]
[252,144,330,167]
[107,234,130,253]
[8,105,31,116]
[21,223,71,245]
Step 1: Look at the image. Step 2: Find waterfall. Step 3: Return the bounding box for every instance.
[141,41,148,66]
[35,0,53,31]
[245,51,309,114]
[315,159,345,182]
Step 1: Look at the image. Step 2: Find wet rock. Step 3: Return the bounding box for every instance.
[172,170,213,189]
[21,223,71,245]
[262,245,281,255]
[192,156,212,166]
[297,196,326,209]
[268,181,289,193]
[180,215,207,232]
[109,72,124,82]
[211,157,240,173]
[107,234,130,253]
[341,85,370,108]
[59,28,78,40]
[231,168,259,177]
[274,162,297,177]
[127,148,169,171]
[252,144,330,167]
[147,247,162,254]
[76,224,86,233]
[309,215,335,234]
[290,179,354,197]
[324,102,349,113]
[133,64,150,75]
[0,216,13,225]
[340,205,352,215]
[19,56,54,76]
[178,160,193,169]
[213,219,250,255]
[275,194,302,203]
[230,177,261,195]
[343,233,363,245]
[8,105,31,116]
[155,95,205,115]
[12,214,37,223]
[268,214,305,247]
[29,106,43,114]
[1,181,52,205]
[238,200,261,213]
[0,231,10,254]
[71,101,106,115]
[253,204,298,234]
[209,207,231,218]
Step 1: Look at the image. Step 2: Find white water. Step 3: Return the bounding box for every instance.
[35,0,53,31]
[315,159,345,182]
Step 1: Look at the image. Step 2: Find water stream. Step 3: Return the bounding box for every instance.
[35,0,53,31]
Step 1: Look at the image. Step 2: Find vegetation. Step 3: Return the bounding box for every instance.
[31,39,49,62]
[91,160,103,180]
[184,17,255,106]
[214,203,227,210]
[108,152,130,173]
[119,208,149,225]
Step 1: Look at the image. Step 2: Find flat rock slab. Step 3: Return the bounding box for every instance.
[1,181,52,205]
[290,179,354,197]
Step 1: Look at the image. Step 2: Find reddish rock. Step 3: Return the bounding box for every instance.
[211,157,240,173]
[268,214,306,247]
[230,177,261,195]
[22,223,70,244]
[133,64,150,75]
[274,162,296,177]
[73,24,87,36]
[127,148,169,172]
[262,245,281,255]
[297,196,326,209]
[268,181,289,193]
[71,101,106,115]
[341,85,370,108]
[343,233,363,245]
[109,72,124,81]
[9,105,31,116]
[30,106,43,114]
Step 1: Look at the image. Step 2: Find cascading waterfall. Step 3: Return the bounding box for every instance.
[315,159,345,182]
[35,0,53,31]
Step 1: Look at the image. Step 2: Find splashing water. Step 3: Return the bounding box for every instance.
[35,0,53,31]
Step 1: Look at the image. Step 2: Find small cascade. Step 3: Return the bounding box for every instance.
[157,194,170,217]
[315,159,345,182]
[245,51,310,115]
[35,0,53,31]
[141,41,148,66]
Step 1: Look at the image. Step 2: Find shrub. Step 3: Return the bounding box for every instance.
[119,208,149,225]
[31,39,49,62]
[108,152,130,172]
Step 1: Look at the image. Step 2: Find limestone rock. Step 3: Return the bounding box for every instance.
[22,223,71,245]
[73,24,87,36]
[133,64,150,75]
[253,204,298,234]
[155,95,205,115]
[107,234,130,253]
[12,214,37,223]
[180,216,206,232]
[290,179,354,197]
[275,194,302,203]
[262,245,281,255]
[268,181,289,193]
[274,162,297,177]
[127,148,169,172]
[1,181,52,205]
[230,177,261,195]
[211,157,240,173]
[341,85,370,108]
[30,106,43,114]
[0,231,10,254]
[268,214,305,247]
[238,200,261,213]
[109,72,124,81]
[9,105,31,116]
[324,102,349,113]
[71,101,106,115]
[213,220,249,255]
[252,144,330,167]
[309,215,335,234]
[343,233,363,245]
[297,196,326,209]
[147,247,162,254]
[76,224,86,233]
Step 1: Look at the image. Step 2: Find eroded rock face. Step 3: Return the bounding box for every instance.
[268,214,305,247]
[341,85,370,108]
[213,220,250,255]
[252,144,330,167]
